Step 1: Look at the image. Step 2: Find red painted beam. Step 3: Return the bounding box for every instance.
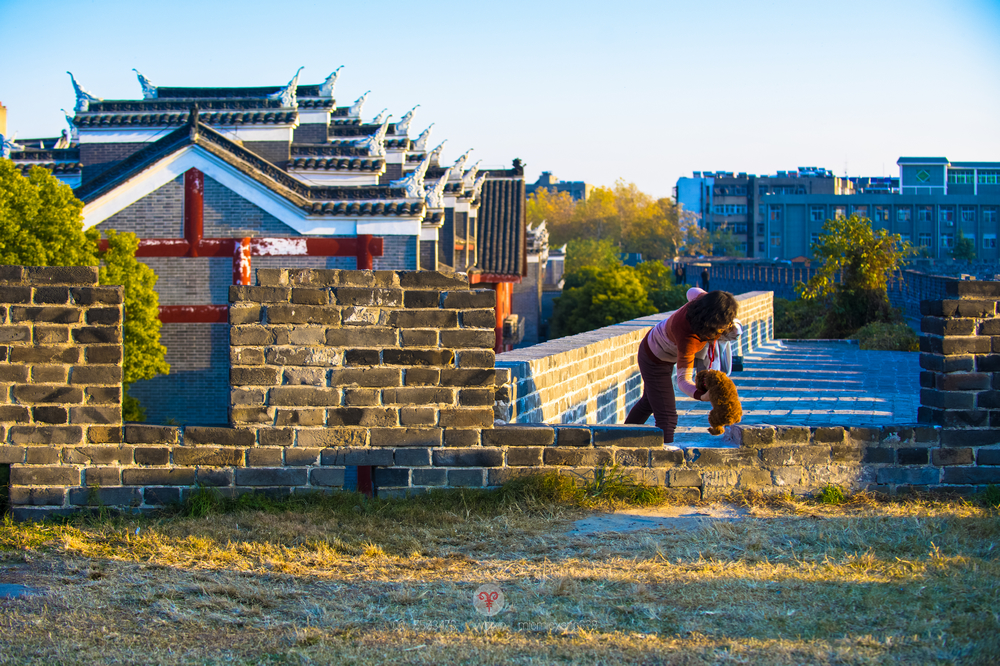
[159,305,229,323]
[470,273,522,284]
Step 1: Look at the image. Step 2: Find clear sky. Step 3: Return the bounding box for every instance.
[2,0,998,198]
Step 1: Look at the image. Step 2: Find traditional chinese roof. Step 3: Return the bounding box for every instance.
[287,157,383,172]
[475,173,526,277]
[74,110,298,127]
[75,117,419,219]
[14,161,82,175]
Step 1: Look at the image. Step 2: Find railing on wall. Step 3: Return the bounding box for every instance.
[495,291,774,425]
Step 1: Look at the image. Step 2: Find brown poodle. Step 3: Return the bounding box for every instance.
[696,369,742,435]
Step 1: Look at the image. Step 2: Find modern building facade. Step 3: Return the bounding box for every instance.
[526,171,592,201]
[676,158,1000,261]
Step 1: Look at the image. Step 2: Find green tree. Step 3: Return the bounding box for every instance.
[551,265,656,337]
[526,188,576,241]
[634,260,687,312]
[564,237,622,274]
[99,230,169,421]
[797,214,912,337]
[951,235,976,262]
[0,161,168,421]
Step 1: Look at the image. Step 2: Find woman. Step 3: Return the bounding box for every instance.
[624,288,740,443]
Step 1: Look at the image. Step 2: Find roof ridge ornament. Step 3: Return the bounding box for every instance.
[450,150,473,180]
[318,66,343,98]
[428,140,446,165]
[53,129,72,150]
[267,66,304,108]
[347,91,370,119]
[0,133,24,159]
[390,153,431,199]
[372,108,389,125]
[471,173,487,201]
[462,160,482,188]
[425,165,454,209]
[356,115,391,158]
[412,124,434,152]
[395,105,419,137]
[132,69,158,99]
[67,72,102,112]
[60,109,78,142]
[188,105,200,138]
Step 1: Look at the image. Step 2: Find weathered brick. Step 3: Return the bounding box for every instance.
[937,372,991,391]
[69,406,121,424]
[0,285,30,302]
[876,468,939,485]
[458,389,495,406]
[554,427,591,447]
[383,387,455,404]
[592,426,662,448]
[231,367,281,386]
[775,426,810,443]
[297,428,368,448]
[68,486,141,507]
[229,305,262,325]
[172,429,242,450]
[438,408,493,428]
[921,316,975,336]
[327,407,397,427]
[737,469,772,489]
[344,349,380,366]
[432,448,504,467]
[10,466,80,486]
[230,325,273,346]
[615,449,650,467]
[922,353,974,372]
[310,468,346,487]
[389,310,458,329]
[24,447,60,464]
[0,405,31,422]
[325,327,396,347]
[125,424,178,444]
[33,286,71,304]
[443,429,481,447]
[272,409,322,426]
[25,266,98,285]
[398,329,437,347]
[235,468,308,486]
[33,326,69,344]
[319,447,392,466]
[439,368,496,387]
[288,288,328,305]
[266,387,340,407]
[231,407,273,424]
[247,448,284,466]
[0,445,25,464]
[728,425,775,447]
[8,346,79,364]
[897,447,929,465]
[72,327,120,344]
[404,368,440,386]
[9,426,83,444]
[133,447,171,465]
[940,430,1000,447]
[650,448,684,467]
[942,467,1000,484]
[86,308,121,326]
[32,366,67,383]
[62,446,130,465]
[759,446,830,466]
[0,326,30,343]
[144,487,182,505]
[412,468,447,486]
[283,447,321,466]
[397,271,468,289]
[399,407,436,426]
[460,310,496,328]
[85,345,122,364]
[333,287,402,307]
[70,286,122,305]
[198,468,234,487]
[978,448,1000,465]
[439,329,496,349]
[9,306,80,324]
[457,350,495,368]
[84,467,121,486]
[448,469,485,487]
[543,448,613,466]
[931,448,974,466]
[10,487,67,506]
[686,447,755,467]
[266,304,340,325]
[329,368,402,388]
[506,447,543,466]
[667,469,703,487]
[173,447,245,467]
[392,448,430,467]
[229,285,291,303]
[256,428,293,447]
[945,281,1000,300]
[85,425,122,444]
[383,349,455,367]
[920,389,975,410]
[374,468,410,487]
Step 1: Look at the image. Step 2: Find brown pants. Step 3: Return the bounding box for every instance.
[624,336,677,443]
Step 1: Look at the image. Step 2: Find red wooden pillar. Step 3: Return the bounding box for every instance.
[234,237,252,286]
[357,234,374,269]
[184,168,204,257]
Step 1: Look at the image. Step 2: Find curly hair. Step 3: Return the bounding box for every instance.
[686,291,739,340]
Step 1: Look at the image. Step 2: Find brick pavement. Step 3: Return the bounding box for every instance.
[664,340,920,446]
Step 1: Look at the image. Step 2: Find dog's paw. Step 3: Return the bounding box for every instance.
[707,425,725,436]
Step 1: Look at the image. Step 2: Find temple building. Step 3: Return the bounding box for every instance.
[5,69,526,424]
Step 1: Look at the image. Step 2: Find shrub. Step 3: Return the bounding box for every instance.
[773,297,827,339]
[854,322,919,351]
[817,484,846,505]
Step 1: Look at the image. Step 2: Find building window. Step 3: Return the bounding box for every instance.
[984,234,997,249]
[853,205,868,218]
[734,186,747,196]
[810,206,825,223]
[961,207,977,223]
[875,206,890,222]
[940,207,954,225]
[897,207,912,222]
[940,233,954,249]
[735,242,747,254]
[918,233,932,247]
[900,233,911,244]
[733,223,747,234]
[758,241,765,252]
[916,170,930,183]
[769,205,782,222]
[759,186,768,196]
[917,206,933,222]
[810,233,820,247]
[713,205,725,215]
[978,170,1000,185]
[770,232,781,246]
[948,170,974,184]
[984,208,998,223]
[833,206,847,218]
[757,223,765,234]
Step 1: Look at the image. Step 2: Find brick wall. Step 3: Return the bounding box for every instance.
[202,176,300,237]
[495,291,774,425]
[97,176,184,238]
[80,143,145,183]
[293,124,328,143]
[242,141,289,168]
[374,235,418,271]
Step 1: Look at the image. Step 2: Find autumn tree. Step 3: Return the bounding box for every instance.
[526,187,575,242]
[797,214,912,337]
[951,235,976,262]
[0,160,169,421]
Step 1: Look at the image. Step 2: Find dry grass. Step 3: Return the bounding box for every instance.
[0,480,998,665]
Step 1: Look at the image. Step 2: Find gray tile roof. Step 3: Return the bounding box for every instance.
[476,175,526,277]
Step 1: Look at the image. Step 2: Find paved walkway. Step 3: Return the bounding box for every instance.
[663,340,921,446]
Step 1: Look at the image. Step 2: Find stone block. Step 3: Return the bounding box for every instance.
[382,349,455,367]
[897,447,929,465]
[9,306,80,324]
[729,425,775,447]
[185,426,255,447]
[8,345,79,364]
[68,365,122,386]
[0,285,30,302]
[133,447,170,466]
[10,466,80,486]
[862,447,895,464]
[441,290,495,309]
[412,468,447,486]
[759,445,830,467]
[458,389,494,406]
[320,447,394,466]
[325,327,397,347]
[390,310,458,329]
[85,308,121,326]
[124,424,179,445]
[297,428,368,448]
[0,326,30,343]
[945,281,1000,300]
[369,427,440,448]
[33,366,68,383]
[812,427,846,444]
[62,446,129,466]
[273,409,324,426]
[310,468,346,487]
[440,330,497,348]
[668,469,703,487]
[327,407,397,427]
[433,448,504,467]
[0,445,25,464]
[69,406,121,424]
[542,448,613,467]
[447,469,485,487]
[344,349,380,366]
[230,326,274,346]
[553,427,591,447]
[374,468,410,487]
[442,429,481,447]
[942,467,1000,484]
[399,329,437,347]
[737,469,772,489]
[931,448,974,466]
[267,387,341,407]
[438,408,494,428]
[173,447,245,467]
[230,367,281,386]
[394,448,432,466]
[32,326,68,345]
[11,386,84,404]
[84,467,121,486]
[284,447,321,466]
[342,388,379,406]
[68,486,141,507]
[24,447,59,464]
[10,487,67,506]
[771,466,805,487]
[460,310,496,328]
[650,448,684,467]
[506,447,543,466]
[144,487,182,505]
[400,407,436,426]
[258,428,294,447]
[876,467,939,485]
[397,271,468,289]
[482,425,556,448]
[235,468,308,486]
[775,426,810,444]
[9,425,83,444]
[977,448,1000,465]
[232,407,275,424]
[940,430,1000,447]
[591,425,662,448]
[686,447,755,467]
[85,425,123,444]
[403,291,441,308]
[614,449,650,467]
[404,368,440,386]
[72,327,121,344]
[229,305,262,325]
[0,365,29,383]
[329,368,402,388]
[85,387,121,405]
[937,372,991,391]
[24,265,98,284]
[122,468,196,486]
[383,387,455,404]
[70,286,122,305]
[457,350,495,368]
[831,443,863,463]
[247,447,284,466]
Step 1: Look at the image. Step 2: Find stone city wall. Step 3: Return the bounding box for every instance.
[495,291,774,424]
[2,268,999,521]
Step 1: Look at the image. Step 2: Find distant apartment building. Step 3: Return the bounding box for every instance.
[676,158,1000,261]
[675,167,853,257]
[758,157,1000,261]
[526,171,592,201]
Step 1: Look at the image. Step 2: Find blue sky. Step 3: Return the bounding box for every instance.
[1,0,998,197]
